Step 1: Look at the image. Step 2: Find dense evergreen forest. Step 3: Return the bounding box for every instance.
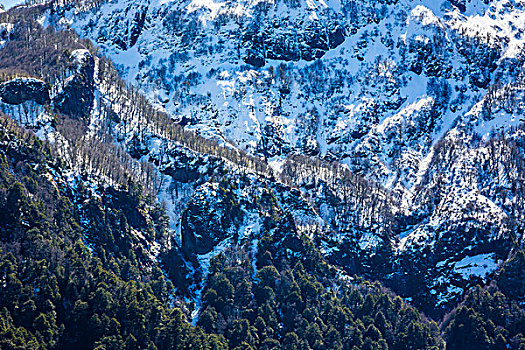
[0,112,228,349]
[0,1,525,349]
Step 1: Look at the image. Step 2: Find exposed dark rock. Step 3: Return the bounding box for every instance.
[244,49,266,68]
[242,16,346,67]
[163,165,202,183]
[72,0,150,52]
[0,23,11,41]
[181,182,242,257]
[449,0,466,12]
[0,78,50,105]
[128,6,148,48]
[328,25,345,48]
[113,5,148,50]
[158,148,222,183]
[128,135,150,159]
[52,50,95,120]
[242,29,266,67]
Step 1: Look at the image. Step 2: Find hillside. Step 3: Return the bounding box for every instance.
[0,0,524,349]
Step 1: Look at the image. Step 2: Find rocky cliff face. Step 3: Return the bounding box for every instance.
[52,49,95,119]
[182,181,243,256]
[0,78,50,105]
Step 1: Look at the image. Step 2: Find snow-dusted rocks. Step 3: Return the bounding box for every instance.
[182,181,243,256]
[0,77,50,105]
[52,49,96,119]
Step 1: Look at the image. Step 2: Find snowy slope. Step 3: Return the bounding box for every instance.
[46,0,522,195]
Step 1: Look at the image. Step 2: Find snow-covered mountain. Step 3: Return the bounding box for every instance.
[2,0,525,317]
[50,0,525,183]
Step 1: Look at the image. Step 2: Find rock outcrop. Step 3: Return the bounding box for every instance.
[0,78,50,105]
[181,182,243,257]
[52,49,95,120]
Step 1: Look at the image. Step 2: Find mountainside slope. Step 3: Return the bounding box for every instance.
[0,56,445,350]
[34,0,525,313]
[0,2,524,348]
